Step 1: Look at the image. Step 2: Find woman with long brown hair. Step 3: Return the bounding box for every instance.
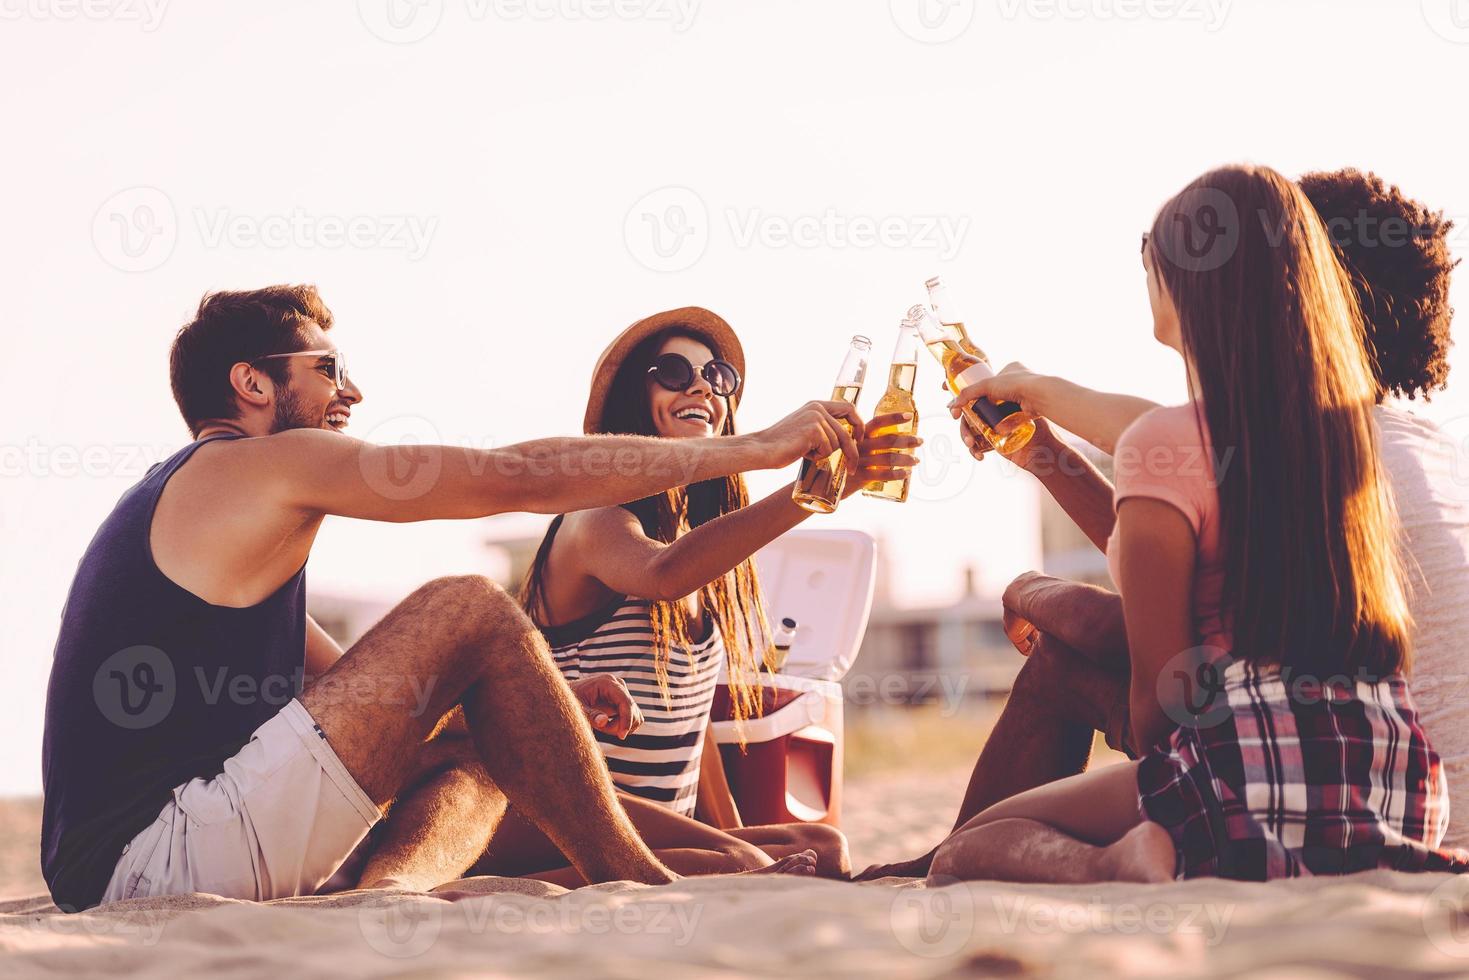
[485,307,918,882]
[926,164,1465,882]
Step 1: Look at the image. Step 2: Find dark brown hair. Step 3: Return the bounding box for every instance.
[1298,168,1457,401]
[1146,165,1411,676]
[169,285,334,435]
[520,327,772,725]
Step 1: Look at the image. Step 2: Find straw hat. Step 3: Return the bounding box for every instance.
[582,306,746,434]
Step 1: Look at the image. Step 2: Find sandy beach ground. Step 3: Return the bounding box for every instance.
[6,720,1469,977]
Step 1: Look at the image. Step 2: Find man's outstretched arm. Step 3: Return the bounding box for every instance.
[250,400,862,522]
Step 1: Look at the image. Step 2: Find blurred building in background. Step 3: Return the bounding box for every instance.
[1036,440,1115,589]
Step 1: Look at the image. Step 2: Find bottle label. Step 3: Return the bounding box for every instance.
[952,362,1022,428]
[953,362,994,388]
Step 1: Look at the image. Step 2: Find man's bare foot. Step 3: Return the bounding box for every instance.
[853,850,935,881]
[1099,823,1176,883]
[743,849,818,876]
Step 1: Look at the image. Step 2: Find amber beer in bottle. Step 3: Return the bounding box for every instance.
[919,276,1036,456]
[862,319,920,502]
[792,335,870,514]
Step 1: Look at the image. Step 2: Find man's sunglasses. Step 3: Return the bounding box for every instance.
[253,349,350,391]
[646,352,741,398]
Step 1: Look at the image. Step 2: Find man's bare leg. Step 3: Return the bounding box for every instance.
[855,632,1127,880]
[471,792,818,885]
[301,575,675,886]
[354,734,508,891]
[928,762,1173,884]
[1002,572,1128,667]
[726,824,851,879]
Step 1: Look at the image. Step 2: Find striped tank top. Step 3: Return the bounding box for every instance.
[542,596,723,816]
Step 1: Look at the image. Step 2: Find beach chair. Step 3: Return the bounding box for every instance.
[708,529,876,829]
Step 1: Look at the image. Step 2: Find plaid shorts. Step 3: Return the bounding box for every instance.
[1138,659,1469,880]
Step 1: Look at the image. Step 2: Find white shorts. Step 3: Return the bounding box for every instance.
[101,699,380,904]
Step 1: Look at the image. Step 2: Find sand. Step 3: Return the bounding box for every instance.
[5,774,1469,977]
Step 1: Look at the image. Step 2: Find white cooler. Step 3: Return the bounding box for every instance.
[711,529,876,827]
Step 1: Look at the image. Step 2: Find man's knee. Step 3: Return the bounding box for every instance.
[716,837,771,872]
[1010,635,1123,733]
[787,822,846,854]
[1009,638,1080,710]
[417,574,533,640]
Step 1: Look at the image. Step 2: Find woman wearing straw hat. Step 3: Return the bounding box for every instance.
[472,307,919,882]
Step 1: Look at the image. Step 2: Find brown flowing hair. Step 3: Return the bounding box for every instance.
[1146,165,1412,676]
[519,327,773,726]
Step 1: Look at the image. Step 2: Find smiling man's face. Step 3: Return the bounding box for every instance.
[266,321,363,435]
[646,335,729,440]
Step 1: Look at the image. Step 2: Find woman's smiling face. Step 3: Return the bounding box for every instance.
[646,334,730,439]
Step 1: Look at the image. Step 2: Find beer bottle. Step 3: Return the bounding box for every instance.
[918,277,1036,456]
[861,318,920,502]
[792,335,870,513]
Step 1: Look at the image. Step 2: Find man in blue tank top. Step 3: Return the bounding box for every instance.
[41,285,860,910]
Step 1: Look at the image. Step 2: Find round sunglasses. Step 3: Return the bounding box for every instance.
[646,352,741,398]
[253,349,350,391]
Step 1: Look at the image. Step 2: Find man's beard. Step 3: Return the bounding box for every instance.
[270,387,321,434]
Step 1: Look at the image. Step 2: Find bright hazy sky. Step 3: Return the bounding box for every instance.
[3,0,1467,794]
